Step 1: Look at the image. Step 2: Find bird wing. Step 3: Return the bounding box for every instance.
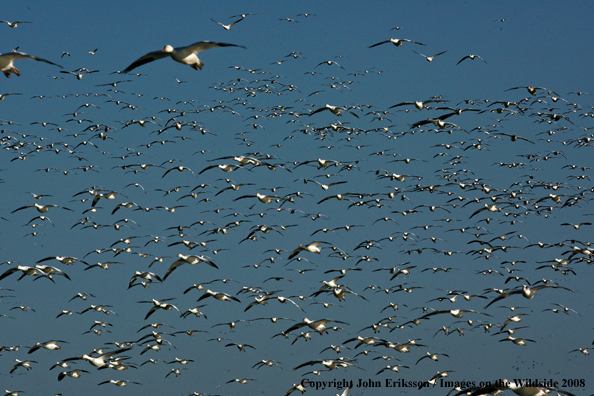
[346,109,360,118]
[283,298,304,311]
[8,52,62,68]
[163,259,185,280]
[11,205,32,213]
[485,290,520,308]
[0,267,20,280]
[102,347,132,359]
[198,256,218,269]
[308,107,329,116]
[181,41,246,55]
[123,50,170,73]
[469,206,489,219]
[283,322,307,334]
[411,119,431,129]
[368,40,389,48]
[228,294,241,302]
[456,56,471,65]
[197,293,211,301]
[293,359,321,370]
[288,246,304,259]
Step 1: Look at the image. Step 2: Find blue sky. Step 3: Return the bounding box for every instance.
[1,1,593,395]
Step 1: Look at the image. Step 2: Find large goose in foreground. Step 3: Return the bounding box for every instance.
[0,51,62,77]
[122,41,246,73]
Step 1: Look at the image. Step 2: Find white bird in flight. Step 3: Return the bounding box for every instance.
[368,38,426,48]
[0,52,62,77]
[122,41,246,73]
[412,50,447,62]
[288,241,326,259]
[1,20,31,28]
[211,17,244,30]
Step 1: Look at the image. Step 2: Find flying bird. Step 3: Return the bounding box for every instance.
[368,38,426,48]
[1,20,31,28]
[288,241,326,259]
[412,50,447,62]
[0,52,62,77]
[485,284,573,308]
[284,318,348,335]
[308,104,359,118]
[122,41,246,73]
[457,54,487,65]
[28,340,68,354]
[211,17,244,30]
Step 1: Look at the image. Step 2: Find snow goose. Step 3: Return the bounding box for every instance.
[568,347,589,356]
[293,357,359,370]
[457,54,487,65]
[412,50,447,62]
[0,52,62,77]
[98,379,142,386]
[415,352,449,364]
[419,309,491,320]
[284,318,348,335]
[1,20,31,28]
[198,289,241,303]
[284,382,307,396]
[122,41,246,73]
[10,359,37,373]
[138,298,180,319]
[253,359,282,369]
[163,254,218,280]
[225,343,256,352]
[390,99,446,110]
[369,38,426,48]
[36,256,87,266]
[308,104,359,118]
[211,17,244,30]
[28,340,68,354]
[0,265,39,281]
[499,336,535,346]
[64,347,132,368]
[485,284,573,308]
[376,365,409,374]
[12,203,73,214]
[58,369,90,381]
[288,241,328,259]
[226,378,256,384]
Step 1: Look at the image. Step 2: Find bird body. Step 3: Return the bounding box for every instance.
[288,241,325,259]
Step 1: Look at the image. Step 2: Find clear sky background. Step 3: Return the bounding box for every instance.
[1,1,593,395]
